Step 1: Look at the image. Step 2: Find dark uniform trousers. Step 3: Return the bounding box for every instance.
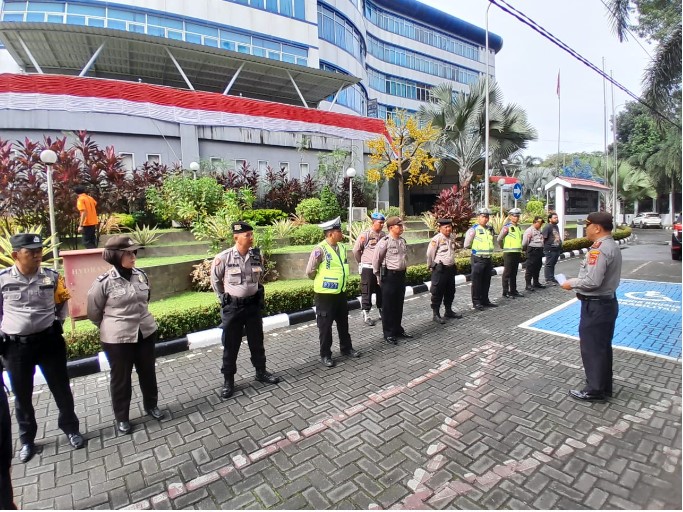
[315,293,353,358]
[525,247,544,286]
[220,298,266,376]
[360,268,382,311]
[101,330,158,422]
[470,256,492,306]
[3,328,79,445]
[381,270,406,337]
[579,297,618,394]
[430,264,455,309]
[544,248,562,281]
[82,225,97,249]
[501,253,522,294]
[0,366,16,509]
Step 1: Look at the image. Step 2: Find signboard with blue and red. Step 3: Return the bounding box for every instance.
[521,279,682,360]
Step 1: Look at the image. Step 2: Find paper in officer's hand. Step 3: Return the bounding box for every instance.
[555,273,567,284]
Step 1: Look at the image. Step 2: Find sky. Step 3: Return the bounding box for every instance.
[419,0,655,160]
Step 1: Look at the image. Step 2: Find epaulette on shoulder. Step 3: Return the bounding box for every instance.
[97,272,109,282]
[136,268,149,283]
[44,267,59,276]
[0,268,9,276]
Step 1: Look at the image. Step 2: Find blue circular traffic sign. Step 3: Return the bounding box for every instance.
[513,183,523,200]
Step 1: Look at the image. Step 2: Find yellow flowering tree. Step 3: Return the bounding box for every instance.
[367,111,439,218]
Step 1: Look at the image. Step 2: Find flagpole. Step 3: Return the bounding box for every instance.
[602,57,609,200]
[610,70,618,221]
[556,69,561,173]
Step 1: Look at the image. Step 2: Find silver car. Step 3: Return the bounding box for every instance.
[631,212,662,229]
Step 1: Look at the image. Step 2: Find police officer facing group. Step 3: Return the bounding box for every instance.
[306,217,360,368]
[0,358,15,509]
[522,216,547,292]
[427,219,463,324]
[373,216,413,344]
[497,208,525,299]
[87,236,165,435]
[352,212,386,326]
[561,212,622,401]
[0,234,84,464]
[211,222,281,397]
[464,209,499,311]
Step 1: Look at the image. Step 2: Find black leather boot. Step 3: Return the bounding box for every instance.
[255,369,281,384]
[221,374,235,398]
[432,308,445,324]
[444,307,463,319]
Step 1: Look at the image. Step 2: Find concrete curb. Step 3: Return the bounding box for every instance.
[1,235,634,388]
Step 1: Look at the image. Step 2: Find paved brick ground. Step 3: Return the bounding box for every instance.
[7,274,682,510]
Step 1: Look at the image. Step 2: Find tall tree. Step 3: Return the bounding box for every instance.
[367,111,439,218]
[418,80,537,200]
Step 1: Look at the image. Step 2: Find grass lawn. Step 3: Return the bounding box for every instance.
[136,254,206,267]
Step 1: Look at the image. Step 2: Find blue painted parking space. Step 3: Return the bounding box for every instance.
[521,279,682,359]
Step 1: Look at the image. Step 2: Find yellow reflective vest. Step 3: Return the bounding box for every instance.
[471,225,494,256]
[313,241,349,294]
[502,224,523,253]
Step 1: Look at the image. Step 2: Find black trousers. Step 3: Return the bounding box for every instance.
[525,247,544,285]
[381,270,406,337]
[3,332,79,444]
[430,264,455,310]
[360,267,382,311]
[102,331,158,422]
[82,225,97,249]
[502,252,522,294]
[579,298,618,394]
[470,256,492,306]
[220,302,267,376]
[0,376,16,509]
[315,293,353,358]
[544,248,561,281]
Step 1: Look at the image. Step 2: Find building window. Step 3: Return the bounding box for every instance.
[299,163,309,178]
[317,3,365,62]
[224,0,305,20]
[210,157,223,170]
[235,159,247,171]
[279,162,289,178]
[119,153,134,171]
[146,154,160,164]
[258,160,269,175]
[367,67,431,102]
[320,62,367,115]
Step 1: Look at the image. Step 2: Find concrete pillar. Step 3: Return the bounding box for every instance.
[555,184,566,240]
[179,124,199,168]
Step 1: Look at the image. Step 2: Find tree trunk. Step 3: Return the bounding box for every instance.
[398,173,405,218]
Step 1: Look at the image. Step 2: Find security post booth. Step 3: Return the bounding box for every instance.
[544,177,611,239]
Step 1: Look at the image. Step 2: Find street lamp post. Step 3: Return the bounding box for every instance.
[498,178,505,211]
[189,161,200,180]
[484,2,493,208]
[40,149,59,269]
[346,167,356,240]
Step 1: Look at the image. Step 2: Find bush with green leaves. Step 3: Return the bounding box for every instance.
[290,224,324,245]
[381,206,400,218]
[319,186,341,221]
[114,213,136,230]
[241,209,287,226]
[129,224,162,246]
[146,176,225,227]
[295,198,324,223]
[525,200,545,218]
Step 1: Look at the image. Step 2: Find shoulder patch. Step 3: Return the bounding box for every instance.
[430,240,437,246]
[587,250,600,265]
[314,248,322,258]
[591,241,602,249]
[97,272,109,282]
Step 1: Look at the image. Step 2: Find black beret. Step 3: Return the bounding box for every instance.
[586,212,614,230]
[437,218,452,225]
[232,221,254,234]
[104,235,141,251]
[10,233,43,250]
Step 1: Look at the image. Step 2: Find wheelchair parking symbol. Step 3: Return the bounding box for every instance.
[624,291,677,303]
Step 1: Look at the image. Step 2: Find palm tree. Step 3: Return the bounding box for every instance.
[418,80,537,200]
[517,167,556,202]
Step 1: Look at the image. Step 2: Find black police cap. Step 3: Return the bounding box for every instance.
[232,221,254,234]
[10,233,43,250]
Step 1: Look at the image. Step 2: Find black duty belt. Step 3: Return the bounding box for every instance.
[7,325,54,344]
[528,246,544,251]
[227,294,259,305]
[576,293,616,301]
[386,269,406,274]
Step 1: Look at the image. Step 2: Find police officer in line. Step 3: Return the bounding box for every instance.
[211,222,281,398]
[0,359,16,509]
[0,234,84,463]
[561,212,622,401]
[497,208,525,298]
[427,218,463,324]
[87,236,165,435]
[463,208,498,311]
[352,212,387,326]
[373,216,413,344]
[306,217,360,368]
[542,212,563,285]
[522,216,547,292]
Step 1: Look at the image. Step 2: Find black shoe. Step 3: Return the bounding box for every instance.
[502,292,514,298]
[432,313,446,324]
[444,309,462,319]
[525,286,535,292]
[19,443,35,463]
[146,407,165,420]
[117,421,132,435]
[255,370,281,384]
[320,356,335,368]
[341,349,361,358]
[511,291,524,297]
[221,376,235,398]
[545,280,557,287]
[568,389,606,402]
[482,302,498,308]
[474,304,485,311]
[384,336,398,345]
[534,283,547,289]
[399,331,413,339]
[68,432,85,449]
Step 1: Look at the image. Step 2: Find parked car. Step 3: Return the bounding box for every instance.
[672,221,682,260]
[631,212,662,229]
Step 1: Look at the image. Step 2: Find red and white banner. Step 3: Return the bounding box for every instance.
[0,73,390,142]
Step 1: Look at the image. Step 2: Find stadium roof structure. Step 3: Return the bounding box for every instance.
[0,23,359,107]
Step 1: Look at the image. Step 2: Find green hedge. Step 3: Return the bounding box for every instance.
[66,227,632,359]
[242,209,287,226]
